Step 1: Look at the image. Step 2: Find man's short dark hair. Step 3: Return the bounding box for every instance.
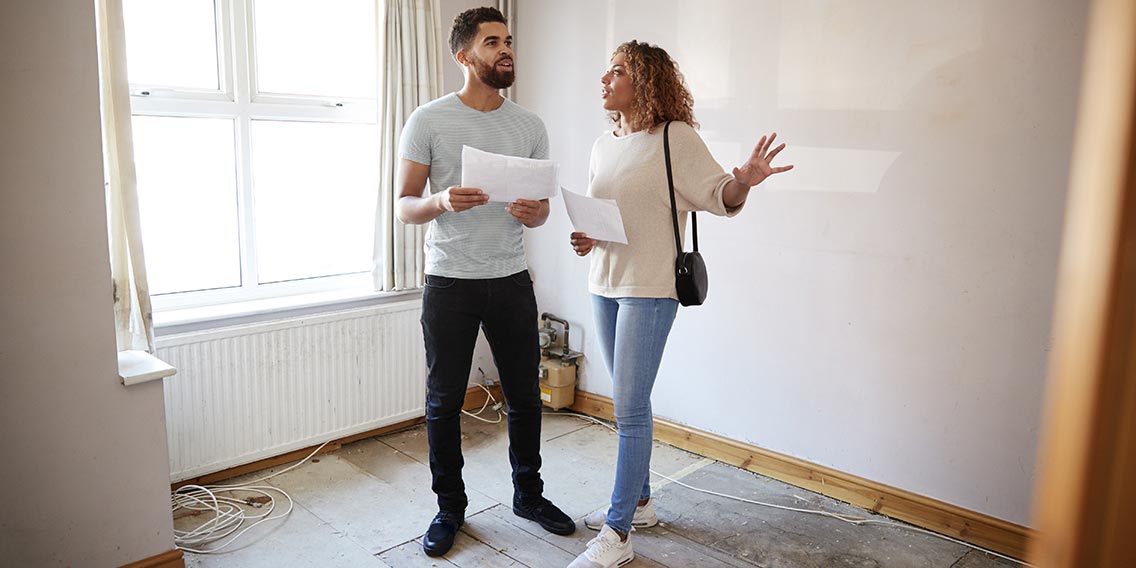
[449,6,507,56]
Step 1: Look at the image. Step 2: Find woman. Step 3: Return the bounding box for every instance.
[567,40,793,568]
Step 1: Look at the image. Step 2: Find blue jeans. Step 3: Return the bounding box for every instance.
[421,271,545,514]
[591,294,679,535]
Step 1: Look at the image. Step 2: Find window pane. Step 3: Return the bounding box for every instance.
[253,0,377,98]
[123,0,219,91]
[250,121,378,283]
[133,116,241,295]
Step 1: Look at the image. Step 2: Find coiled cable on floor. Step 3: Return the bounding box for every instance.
[171,440,331,554]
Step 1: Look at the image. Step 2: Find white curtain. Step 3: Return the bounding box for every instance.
[97,0,154,352]
[373,0,444,291]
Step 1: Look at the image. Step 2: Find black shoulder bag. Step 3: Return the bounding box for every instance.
[664,121,709,306]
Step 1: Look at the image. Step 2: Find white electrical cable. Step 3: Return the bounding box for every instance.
[543,410,1032,567]
[171,440,332,554]
[462,380,504,424]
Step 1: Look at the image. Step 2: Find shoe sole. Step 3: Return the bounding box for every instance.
[423,535,459,558]
[422,544,448,558]
[513,506,577,536]
[584,518,658,530]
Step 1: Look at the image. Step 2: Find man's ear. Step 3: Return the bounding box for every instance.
[454,49,468,67]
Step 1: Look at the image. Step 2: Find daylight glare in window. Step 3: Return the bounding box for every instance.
[123,0,219,91]
[124,0,379,308]
[251,120,378,284]
[132,116,241,295]
[253,0,377,99]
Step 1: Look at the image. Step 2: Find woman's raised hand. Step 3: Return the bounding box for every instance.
[570,232,595,256]
[732,133,794,188]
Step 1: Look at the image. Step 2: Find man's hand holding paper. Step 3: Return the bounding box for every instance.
[505,198,544,225]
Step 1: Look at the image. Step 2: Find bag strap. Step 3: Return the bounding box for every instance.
[664,121,699,258]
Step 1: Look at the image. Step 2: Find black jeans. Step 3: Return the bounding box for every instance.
[421,270,544,514]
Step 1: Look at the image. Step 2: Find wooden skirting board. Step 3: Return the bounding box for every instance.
[568,389,1033,561]
[120,549,184,568]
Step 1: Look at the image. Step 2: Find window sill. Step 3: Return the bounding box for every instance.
[154,287,423,336]
[119,350,177,386]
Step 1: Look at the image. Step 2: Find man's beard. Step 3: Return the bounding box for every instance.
[471,53,515,89]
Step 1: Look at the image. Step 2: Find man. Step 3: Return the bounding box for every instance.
[395,6,575,558]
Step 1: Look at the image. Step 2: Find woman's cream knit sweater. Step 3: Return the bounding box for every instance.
[587,121,743,300]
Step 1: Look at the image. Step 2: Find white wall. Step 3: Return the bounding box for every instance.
[0,2,176,566]
[516,0,1086,525]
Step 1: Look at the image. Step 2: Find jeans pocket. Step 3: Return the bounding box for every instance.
[509,270,533,288]
[425,274,457,289]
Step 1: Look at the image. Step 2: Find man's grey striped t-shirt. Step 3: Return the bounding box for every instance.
[399,93,549,279]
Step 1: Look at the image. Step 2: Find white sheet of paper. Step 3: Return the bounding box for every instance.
[560,187,628,245]
[460,146,560,203]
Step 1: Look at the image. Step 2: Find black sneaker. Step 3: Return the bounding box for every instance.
[422,510,464,557]
[513,494,576,536]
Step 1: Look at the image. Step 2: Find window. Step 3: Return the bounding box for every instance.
[123,0,379,310]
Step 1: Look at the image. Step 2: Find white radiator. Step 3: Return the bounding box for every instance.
[158,299,426,482]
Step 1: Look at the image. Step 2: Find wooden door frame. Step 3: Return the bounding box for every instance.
[1028,0,1136,566]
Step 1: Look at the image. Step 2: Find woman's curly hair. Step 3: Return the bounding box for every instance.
[609,40,697,131]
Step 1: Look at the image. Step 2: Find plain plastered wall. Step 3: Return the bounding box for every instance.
[516,0,1086,525]
[0,2,175,565]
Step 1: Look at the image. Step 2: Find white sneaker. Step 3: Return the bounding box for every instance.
[584,499,658,530]
[568,525,634,568]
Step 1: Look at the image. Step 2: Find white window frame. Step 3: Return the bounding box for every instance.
[129,0,381,312]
